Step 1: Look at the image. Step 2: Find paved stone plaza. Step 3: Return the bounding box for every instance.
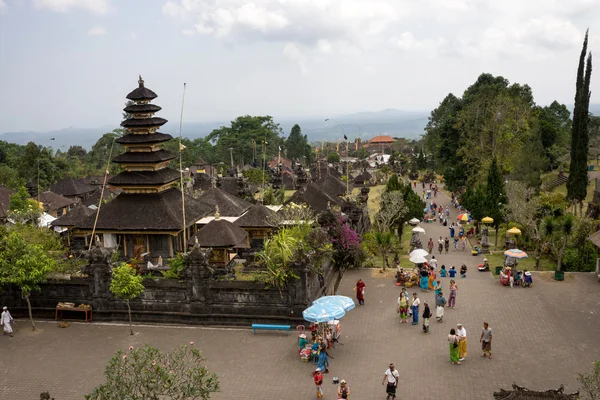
[1,191,599,399]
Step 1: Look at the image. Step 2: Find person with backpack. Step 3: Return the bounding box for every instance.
[381,363,399,400]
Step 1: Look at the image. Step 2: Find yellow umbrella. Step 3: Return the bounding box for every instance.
[507,227,522,235]
[482,216,494,224]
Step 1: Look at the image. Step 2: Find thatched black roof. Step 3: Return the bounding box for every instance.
[76,188,211,231]
[235,204,275,228]
[39,191,75,211]
[126,77,158,101]
[494,384,579,400]
[0,185,15,212]
[121,117,168,129]
[50,178,96,197]
[82,188,117,208]
[316,174,351,197]
[109,168,180,186]
[123,103,162,114]
[353,171,371,184]
[112,150,175,164]
[197,187,251,217]
[116,133,173,145]
[192,218,249,248]
[51,203,95,227]
[286,182,341,213]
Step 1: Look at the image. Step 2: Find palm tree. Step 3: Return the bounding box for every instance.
[363,230,397,271]
[544,215,575,273]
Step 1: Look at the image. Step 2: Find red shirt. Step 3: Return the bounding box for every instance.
[314,372,323,386]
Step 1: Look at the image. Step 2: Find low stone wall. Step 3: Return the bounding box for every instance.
[0,245,343,326]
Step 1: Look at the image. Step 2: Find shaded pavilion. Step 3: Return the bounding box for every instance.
[315,174,352,197]
[76,77,211,260]
[234,204,276,247]
[196,185,252,218]
[50,203,96,248]
[191,210,249,265]
[50,177,96,201]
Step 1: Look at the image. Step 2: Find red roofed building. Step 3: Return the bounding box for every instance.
[369,135,395,144]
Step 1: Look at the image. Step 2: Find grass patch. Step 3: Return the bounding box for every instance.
[485,252,556,274]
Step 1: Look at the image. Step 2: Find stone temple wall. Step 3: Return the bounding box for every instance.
[0,245,343,326]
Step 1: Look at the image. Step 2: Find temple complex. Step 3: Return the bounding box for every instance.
[76,77,211,261]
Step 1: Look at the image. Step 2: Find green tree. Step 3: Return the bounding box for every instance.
[110,263,145,335]
[207,116,283,166]
[255,228,300,293]
[385,174,402,192]
[285,124,311,161]
[66,145,87,160]
[461,184,486,222]
[85,344,219,400]
[484,157,506,247]
[0,165,23,189]
[567,30,593,217]
[327,152,341,163]
[513,127,548,188]
[377,191,408,234]
[543,215,575,273]
[86,129,125,175]
[363,230,396,271]
[0,231,56,330]
[537,101,571,169]
[578,360,600,400]
[9,186,41,225]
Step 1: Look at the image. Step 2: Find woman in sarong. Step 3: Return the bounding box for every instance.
[448,328,461,365]
[398,292,409,323]
[1,306,14,337]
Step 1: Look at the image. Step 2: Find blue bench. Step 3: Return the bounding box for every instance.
[251,324,291,335]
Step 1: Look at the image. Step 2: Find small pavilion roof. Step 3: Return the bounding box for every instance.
[196,187,252,217]
[286,182,341,213]
[315,174,351,197]
[120,117,168,129]
[123,103,162,114]
[50,178,96,197]
[39,191,75,212]
[192,218,249,248]
[50,203,95,227]
[235,204,276,228]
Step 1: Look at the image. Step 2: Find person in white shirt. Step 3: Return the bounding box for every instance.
[381,363,400,400]
[456,323,467,361]
[1,306,14,337]
[411,293,420,326]
[429,256,438,271]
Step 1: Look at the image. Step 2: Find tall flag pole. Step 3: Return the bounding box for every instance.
[179,83,188,250]
[89,138,115,252]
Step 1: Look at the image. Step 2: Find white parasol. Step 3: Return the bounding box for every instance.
[409,218,420,225]
[409,249,429,259]
[409,254,428,264]
[412,227,426,234]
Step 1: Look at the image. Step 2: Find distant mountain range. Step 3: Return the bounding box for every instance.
[0,109,429,150]
[4,104,599,151]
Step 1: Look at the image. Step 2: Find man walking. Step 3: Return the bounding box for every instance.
[480,322,493,359]
[382,363,400,400]
[456,323,467,361]
[435,292,446,323]
[422,301,432,334]
[411,293,420,325]
[1,306,14,337]
[429,256,437,272]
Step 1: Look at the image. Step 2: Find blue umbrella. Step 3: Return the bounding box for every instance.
[313,295,356,312]
[303,303,346,323]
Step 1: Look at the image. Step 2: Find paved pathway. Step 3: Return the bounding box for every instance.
[1,187,599,399]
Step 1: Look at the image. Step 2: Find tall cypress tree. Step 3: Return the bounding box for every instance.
[567,30,592,216]
[484,157,506,247]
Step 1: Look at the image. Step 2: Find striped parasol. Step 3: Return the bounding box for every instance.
[503,249,528,258]
[457,213,471,222]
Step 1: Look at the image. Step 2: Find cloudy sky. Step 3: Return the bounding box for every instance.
[0,0,599,132]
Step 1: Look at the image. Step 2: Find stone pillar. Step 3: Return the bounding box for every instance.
[290,260,310,316]
[185,243,211,313]
[85,245,113,311]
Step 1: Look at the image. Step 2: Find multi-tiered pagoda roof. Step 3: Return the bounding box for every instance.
[78,77,211,232]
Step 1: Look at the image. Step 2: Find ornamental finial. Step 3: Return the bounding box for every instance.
[214,205,220,220]
[138,75,144,87]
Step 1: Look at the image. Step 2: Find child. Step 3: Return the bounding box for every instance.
[523,270,533,287]
[514,271,522,287]
[440,265,447,278]
[449,266,457,278]
[313,368,324,398]
[434,280,442,298]
[460,264,467,278]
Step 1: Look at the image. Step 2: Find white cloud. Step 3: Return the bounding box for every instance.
[0,0,7,14]
[34,0,111,14]
[162,0,593,69]
[182,29,195,36]
[282,42,308,74]
[88,26,107,36]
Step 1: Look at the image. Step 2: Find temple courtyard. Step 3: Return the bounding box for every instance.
[0,264,598,399]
